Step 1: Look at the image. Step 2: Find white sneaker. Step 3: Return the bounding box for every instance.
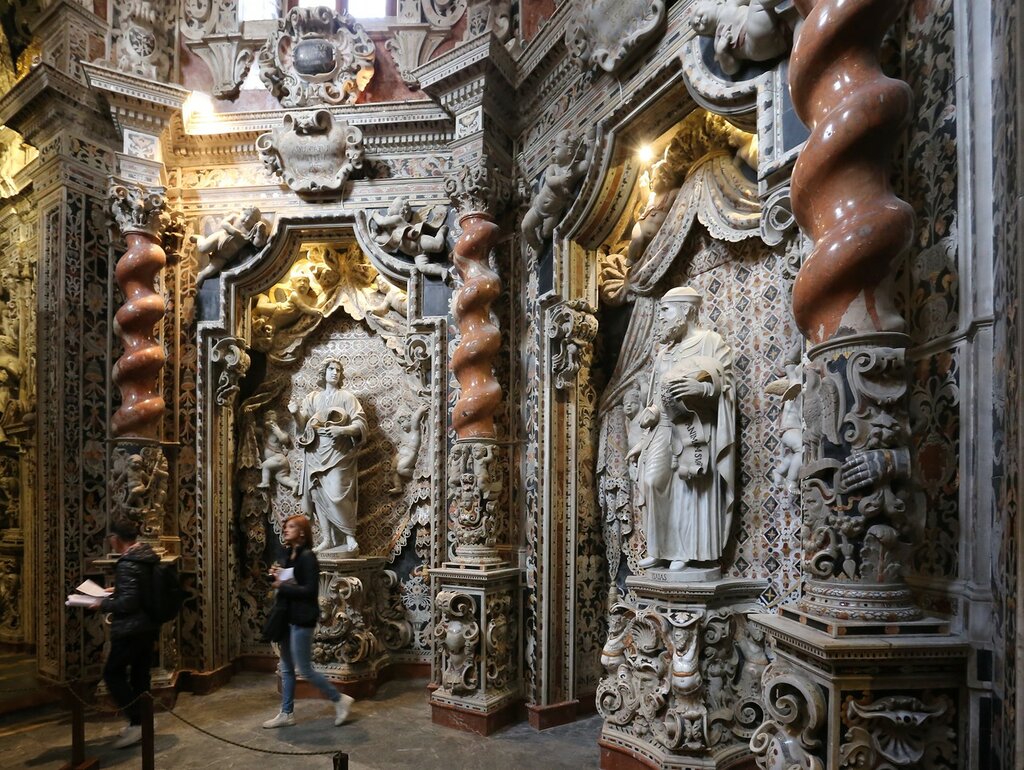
[262,711,296,729]
[112,725,142,749]
[333,694,354,726]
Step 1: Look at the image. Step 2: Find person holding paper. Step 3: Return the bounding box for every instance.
[262,514,354,729]
[94,519,160,750]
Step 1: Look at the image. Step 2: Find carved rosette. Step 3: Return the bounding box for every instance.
[597,595,770,763]
[210,337,250,407]
[109,181,169,439]
[447,441,501,564]
[433,590,480,695]
[750,660,827,769]
[546,300,598,391]
[258,6,375,108]
[788,0,919,625]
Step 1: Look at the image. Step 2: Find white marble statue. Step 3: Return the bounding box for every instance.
[290,358,368,554]
[258,411,296,492]
[388,402,427,494]
[627,144,683,266]
[691,0,791,76]
[192,206,269,287]
[635,287,736,570]
[521,129,591,252]
[766,358,802,492]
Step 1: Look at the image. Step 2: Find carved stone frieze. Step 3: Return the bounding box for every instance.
[256,111,364,195]
[434,589,480,695]
[546,299,597,391]
[750,659,827,770]
[0,553,21,634]
[447,440,501,565]
[209,336,250,407]
[258,6,375,108]
[565,0,666,74]
[109,444,169,539]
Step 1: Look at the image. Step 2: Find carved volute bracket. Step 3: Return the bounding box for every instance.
[433,590,481,695]
[750,660,828,769]
[210,337,250,407]
[108,180,169,440]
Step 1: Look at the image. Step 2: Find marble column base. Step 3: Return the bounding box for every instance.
[597,577,768,770]
[750,613,967,769]
[429,564,520,735]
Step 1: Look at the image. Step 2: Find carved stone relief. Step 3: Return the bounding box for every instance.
[193,207,269,288]
[565,0,666,74]
[111,0,173,81]
[210,336,250,407]
[434,590,480,694]
[256,111,364,196]
[109,445,169,540]
[750,660,827,770]
[368,196,450,278]
[521,129,592,254]
[839,694,956,768]
[181,0,254,99]
[690,0,793,76]
[257,6,375,108]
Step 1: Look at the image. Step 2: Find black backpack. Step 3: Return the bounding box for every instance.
[147,561,184,624]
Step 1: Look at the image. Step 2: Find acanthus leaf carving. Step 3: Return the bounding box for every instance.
[546,299,598,391]
[209,336,250,407]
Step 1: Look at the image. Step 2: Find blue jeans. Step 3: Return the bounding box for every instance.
[279,624,340,714]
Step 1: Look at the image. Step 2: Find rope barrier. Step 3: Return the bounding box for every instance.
[55,681,350,758]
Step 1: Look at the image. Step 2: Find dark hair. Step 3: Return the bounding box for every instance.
[110,519,139,542]
[284,514,313,547]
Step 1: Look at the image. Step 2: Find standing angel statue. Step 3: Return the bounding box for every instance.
[289,358,368,554]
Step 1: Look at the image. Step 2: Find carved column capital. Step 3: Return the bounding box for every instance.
[108,180,170,239]
[444,162,512,219]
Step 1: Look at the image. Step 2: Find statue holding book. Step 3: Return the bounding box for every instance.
[635,287,736,570]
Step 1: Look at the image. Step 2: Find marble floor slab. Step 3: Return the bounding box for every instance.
[0,672,603,769]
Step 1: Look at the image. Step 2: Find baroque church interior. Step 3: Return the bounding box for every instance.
[0,0,1019,767]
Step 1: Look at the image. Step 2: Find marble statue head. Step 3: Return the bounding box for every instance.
[317,356,346,387]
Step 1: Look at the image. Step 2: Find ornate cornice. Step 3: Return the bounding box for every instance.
[0,64,107,142]
[414,32,516,96]
[82,61,190,137]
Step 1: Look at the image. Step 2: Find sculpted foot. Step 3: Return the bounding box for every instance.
[668,560,687,571]
[639,556,661,569]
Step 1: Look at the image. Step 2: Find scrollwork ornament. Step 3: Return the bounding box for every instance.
[257,111,364,195]
[434,590,480,695]
[750,660,826,770]
[546,300,598,391]
[564,0,666,74]
[840,694,956,768]
[210,337,250,407]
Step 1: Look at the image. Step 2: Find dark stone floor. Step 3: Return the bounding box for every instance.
[0,672,603,769]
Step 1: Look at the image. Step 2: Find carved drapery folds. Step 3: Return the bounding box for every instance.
[787,0,918,626]
[750,660,827,770]
[434,590,480,695]
[258,6,375,108]
[108,181,169,439]
[546,300,597,391]
[257,111,364,196]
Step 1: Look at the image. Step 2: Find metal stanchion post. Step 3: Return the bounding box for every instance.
[141,691,155,770]
[58,683,98,770]
[332,752,349,769]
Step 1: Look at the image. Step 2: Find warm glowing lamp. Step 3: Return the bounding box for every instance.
[638,145,655,164]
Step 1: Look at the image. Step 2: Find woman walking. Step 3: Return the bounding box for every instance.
[263,514,354,728]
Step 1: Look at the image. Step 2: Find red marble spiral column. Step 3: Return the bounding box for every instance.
[787,0,920,627]
[109,182,169,440]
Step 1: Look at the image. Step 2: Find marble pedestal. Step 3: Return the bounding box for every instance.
[750,614,968,769]
[304,555,412,697]
[429,564,521,735]
[597,576,769,770]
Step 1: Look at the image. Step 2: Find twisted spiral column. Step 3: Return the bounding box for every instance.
[788,0,920,625]
[790,0,914,344]
[450,212,503,439]
[109,182,169,440]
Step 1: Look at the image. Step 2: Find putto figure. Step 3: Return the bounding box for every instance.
[369,196,449,277]
[691,0,792,76]
[192,206,269,287]
[290,358,367,554]
[520,129,590,252]
[635,287,736,571]
[258,412,296,492]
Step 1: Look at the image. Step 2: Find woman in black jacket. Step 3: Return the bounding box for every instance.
[262,514,354,728]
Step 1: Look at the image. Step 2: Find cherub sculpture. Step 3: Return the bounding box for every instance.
[369,196,449,277]
[766,357,802,492]
[370,275,409,318]
[691,0,792,76]
[258,412,296,491]
[388,403,428,494]
[193,206,269,288]
[253,271,323,339]
[521,129,591,252]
